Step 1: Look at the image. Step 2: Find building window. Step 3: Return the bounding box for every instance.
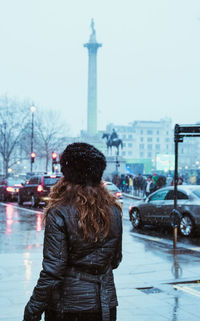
[140,130,143,134]
[128,134,133,139]
[156,144,160,150]
[128,143,132,148]
[166,131,169,135]
[140,152,144,158]
[166,144,169,149]
[156,130,160,135]
[139,144,144,150]
[122,134,126,139]
[128,151,132,156]
[122,151,126,156]
[140,137,144,142]
[147,130,153,135]
[147,152,152,158]
[156,138,160,142]
[147,144,152,150]
[147,138,152,142]
[123,143,126,147]
[166,138,170,142]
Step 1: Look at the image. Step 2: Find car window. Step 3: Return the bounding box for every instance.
[7,177,24,185]
[43,176,61,186]
[29,177,39,184]
[192,189,200,199]
[149,189,169,201]
[165,190,188,200]
[106,184,119,192]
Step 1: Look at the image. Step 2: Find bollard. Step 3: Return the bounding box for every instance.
[170,209,182,249]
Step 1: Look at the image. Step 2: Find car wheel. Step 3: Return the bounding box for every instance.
[179,214,194,237]
[18,193,23,205]
[130,209,142,228]
[31,195,38,208]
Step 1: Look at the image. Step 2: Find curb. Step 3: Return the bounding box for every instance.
[123,193,142,200]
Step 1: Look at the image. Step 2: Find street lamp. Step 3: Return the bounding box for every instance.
[30,106,36,172]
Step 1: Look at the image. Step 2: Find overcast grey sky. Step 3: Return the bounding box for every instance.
[0,0,200,136]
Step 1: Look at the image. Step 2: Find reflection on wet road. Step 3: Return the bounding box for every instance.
[0,202,44,253]
[1,198,200,253]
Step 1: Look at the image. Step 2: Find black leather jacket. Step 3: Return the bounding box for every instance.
[23,205,122,321]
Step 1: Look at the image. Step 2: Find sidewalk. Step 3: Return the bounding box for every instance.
[115,222,200,321]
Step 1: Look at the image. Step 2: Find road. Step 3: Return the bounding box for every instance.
[1,198,200,320]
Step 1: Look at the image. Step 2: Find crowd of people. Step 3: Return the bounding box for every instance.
[111,173,185,197]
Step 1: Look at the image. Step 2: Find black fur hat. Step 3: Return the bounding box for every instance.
[60,142,106,186]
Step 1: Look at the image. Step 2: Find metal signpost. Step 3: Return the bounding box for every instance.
[172,124,200,249]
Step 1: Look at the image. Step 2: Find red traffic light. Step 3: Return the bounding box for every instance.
[31,152,36,164]
[52,152,57,160]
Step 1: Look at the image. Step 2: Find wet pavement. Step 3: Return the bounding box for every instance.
[1,200,200,321]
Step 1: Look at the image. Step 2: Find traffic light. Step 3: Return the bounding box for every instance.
[52,152,57,163]
[31,152,36,163]
[52,152,57,172]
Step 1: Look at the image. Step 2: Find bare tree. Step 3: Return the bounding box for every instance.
[34,110,69,172]
[0,95,30,177]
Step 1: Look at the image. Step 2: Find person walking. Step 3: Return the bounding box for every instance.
[133,175,139,196]
[137,173,144,197]
[23,142,122,321]
[145,175,156,196]
[129,175,133,194]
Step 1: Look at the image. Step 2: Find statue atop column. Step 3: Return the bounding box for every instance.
[89,18,96,43]
[84,20,102,136]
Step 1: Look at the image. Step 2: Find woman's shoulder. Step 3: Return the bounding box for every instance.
[46,204,70,225]
[110,204,122,221]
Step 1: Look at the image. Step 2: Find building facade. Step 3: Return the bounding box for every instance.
[106,118,174,173]
[106,119,200,174]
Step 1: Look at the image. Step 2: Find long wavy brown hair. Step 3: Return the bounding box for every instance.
[44,177,122,242]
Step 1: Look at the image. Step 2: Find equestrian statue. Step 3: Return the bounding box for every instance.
[102,129,123,155]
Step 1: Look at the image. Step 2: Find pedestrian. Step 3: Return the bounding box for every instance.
[23,142,122,321]
[120,174,126,192]
[133,175,139,196]
[125,175,129,193]
[145,175,156,196]
[137,173,144,197]
[129,175,133,194]
[156,175,166,190]
[170,176,183,186]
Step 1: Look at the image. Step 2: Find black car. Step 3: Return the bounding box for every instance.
[129,185,200,237]
[0,176,25,201]
[18,173,61,207]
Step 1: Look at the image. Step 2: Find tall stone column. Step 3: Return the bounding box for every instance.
[84,19,102,136]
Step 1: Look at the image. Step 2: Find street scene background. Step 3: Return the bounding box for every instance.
[1,1,200,320]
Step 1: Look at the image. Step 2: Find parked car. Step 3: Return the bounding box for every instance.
[18,173,62,207]
[129,185,200,237]
[0,176,25,201]
[104,181,123,205]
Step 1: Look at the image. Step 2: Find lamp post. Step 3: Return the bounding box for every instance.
[30,106,36,172]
